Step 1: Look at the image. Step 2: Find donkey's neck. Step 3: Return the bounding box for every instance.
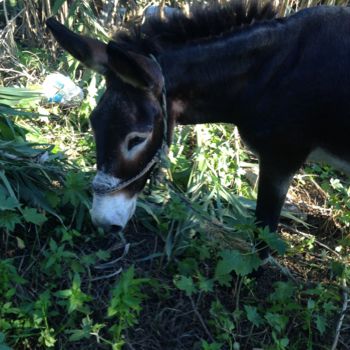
[159,21,291,125]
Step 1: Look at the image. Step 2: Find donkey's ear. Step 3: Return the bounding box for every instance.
[107,41,164,92]
[46,18,108,74]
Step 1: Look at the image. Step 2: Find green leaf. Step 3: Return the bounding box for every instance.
[55,289,72,298]
[68,330,88,342]
[201,340,223,350]
[0,332,11,350]
[0,190,19,211]
[307,299,316,311]
[0,172,19,206]
[244,305,264,327]
[108,266,149,320]
[323,301,337,314]
[265,313,288,333]
[49,238,58,252]
[215,249,261,277]
[198,276,214,293]
[96,249,111,261]
[174,275,197,296]
[330,261,346,278]
[272,332,289,349]
[0,345,12,350]
[316,314,326,334]
[56,274,91,313]
[215,272,232,287]
[23,207,47,225]
[259,228,288,255]
[0,211,21,231]
[63,172,89,207]
[178,258,199,276]
[16,236,25,249]
[39,328,56,348]
[269,281,295,303]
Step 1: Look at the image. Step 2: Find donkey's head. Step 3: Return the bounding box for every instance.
[47,19,166,232]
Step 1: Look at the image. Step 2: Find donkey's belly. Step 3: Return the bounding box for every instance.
[307,148,350,175]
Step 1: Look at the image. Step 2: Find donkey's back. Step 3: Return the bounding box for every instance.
[239,6,350,172]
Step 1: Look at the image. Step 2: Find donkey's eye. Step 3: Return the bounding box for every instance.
[128,136,146,151]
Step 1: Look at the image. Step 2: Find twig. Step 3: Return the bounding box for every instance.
[0,67,34,80]
[189,295,214,342]
[21,241,48,276]
[266,255,298,284]
[91,267,123,281]
[309,176,329,200]
[3,0,9,25]
[280,223,341,258]
[234,126,243,195]
[331,278,349,350]
[125,342,137,350]
[0,7,24,35]
[235,277,244,336]
[94,243,130,269]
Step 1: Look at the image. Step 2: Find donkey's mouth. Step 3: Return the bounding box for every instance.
[90,192,137,232]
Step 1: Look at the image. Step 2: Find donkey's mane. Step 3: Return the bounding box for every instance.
[114,0,277,52]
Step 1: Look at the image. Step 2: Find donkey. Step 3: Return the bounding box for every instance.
[47,1,350,254]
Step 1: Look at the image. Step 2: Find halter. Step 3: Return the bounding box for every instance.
[92,56,169,196]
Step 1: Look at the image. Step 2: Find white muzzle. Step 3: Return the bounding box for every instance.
[91,192,137,231]
[90,172,137,231]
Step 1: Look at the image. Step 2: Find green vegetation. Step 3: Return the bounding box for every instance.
[0,1,349,349]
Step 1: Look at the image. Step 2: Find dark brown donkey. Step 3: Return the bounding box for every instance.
[47,1,350,256]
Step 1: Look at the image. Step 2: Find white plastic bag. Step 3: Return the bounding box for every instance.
[42,73,83,105]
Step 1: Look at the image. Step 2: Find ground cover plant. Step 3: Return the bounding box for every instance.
[0,1,349,349]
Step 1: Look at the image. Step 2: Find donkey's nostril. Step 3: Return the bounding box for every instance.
[110,225,123,233]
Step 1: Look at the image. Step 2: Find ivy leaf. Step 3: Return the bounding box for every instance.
[215,249,261,277]
[174,275,196,296]
[244,305,264,327]
[23,207,47,225]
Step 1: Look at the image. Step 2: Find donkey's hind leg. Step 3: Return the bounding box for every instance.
[255,155,305,258]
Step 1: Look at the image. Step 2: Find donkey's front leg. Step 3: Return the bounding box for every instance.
[255,157,302,258]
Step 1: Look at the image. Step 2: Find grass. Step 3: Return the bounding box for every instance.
[1,1,350,349]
